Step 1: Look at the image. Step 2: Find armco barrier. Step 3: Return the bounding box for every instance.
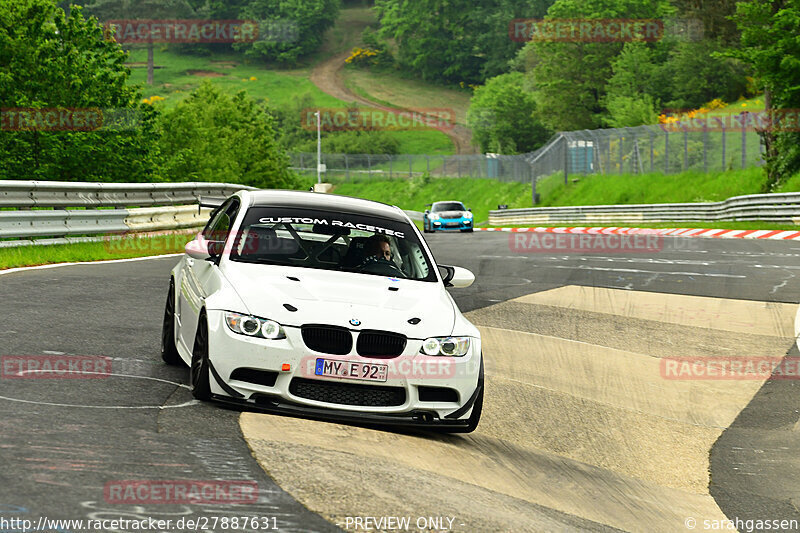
[489,192,800,226]
[0,209,129,239]
[0,181,257,246]
[124,206,213,233]
[0,180,256,209]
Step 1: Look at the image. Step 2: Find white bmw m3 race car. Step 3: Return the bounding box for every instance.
[161,190,484,432]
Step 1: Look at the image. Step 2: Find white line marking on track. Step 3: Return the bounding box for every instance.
[0,395,199,409]
[0,253,183,276]
[0,371,196,409]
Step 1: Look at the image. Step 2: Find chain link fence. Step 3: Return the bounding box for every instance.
[528,120,765,181]
[291,114,767,205]
[288,152,532,183]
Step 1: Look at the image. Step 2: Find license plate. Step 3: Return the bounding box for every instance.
[445,222,460,227]
[314,358,388,382]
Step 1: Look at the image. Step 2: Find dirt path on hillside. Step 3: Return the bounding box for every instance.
[309,51,475,154]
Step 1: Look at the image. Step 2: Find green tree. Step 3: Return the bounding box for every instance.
[661,39,748,109]
[728,0,800,190]
[526,0,672,131]
[85,0,194,84]
[158,82,299,189]
[604,94,659,127]
[602,43,660,126]
[235,0,340,64]
[668,0,739,45]
[375,0,555,85]
[0,0,159,181]
[467,72,552,154]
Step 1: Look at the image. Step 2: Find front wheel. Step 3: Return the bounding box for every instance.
[460,228,473,233]
[190,314,211,401]
[161,278,183,366]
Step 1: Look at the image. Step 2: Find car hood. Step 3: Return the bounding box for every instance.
[220,261,456,337]
[435,210,468,219]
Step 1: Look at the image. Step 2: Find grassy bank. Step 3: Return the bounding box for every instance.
[535,167,769,206]
[0,234,193,270]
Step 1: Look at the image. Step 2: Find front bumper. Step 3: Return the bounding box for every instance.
[203,311,482,426]
[431,217,472,231]
[209,381,482,431]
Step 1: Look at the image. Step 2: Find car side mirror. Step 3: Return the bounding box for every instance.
[468,208,472,212]
[438,265,475,288]
[185,238,211,260]
[424,210,430,214]
[185,237,224,261]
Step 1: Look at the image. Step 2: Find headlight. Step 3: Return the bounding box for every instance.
[225,312,285,340]
[420,336,470,356]
[464,212,473,218]
[429,213,440,220]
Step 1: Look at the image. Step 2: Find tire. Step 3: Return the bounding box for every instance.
[423,221,431,233]
[161,278,183,366]
[460,228,473,233]
[190,314,211,401]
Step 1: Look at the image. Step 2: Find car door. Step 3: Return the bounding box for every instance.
[178,198,240,350]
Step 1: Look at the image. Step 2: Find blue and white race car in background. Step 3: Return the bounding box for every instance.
[423,201,473,233]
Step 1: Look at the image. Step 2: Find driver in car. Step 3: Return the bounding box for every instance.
[363,234,393,263]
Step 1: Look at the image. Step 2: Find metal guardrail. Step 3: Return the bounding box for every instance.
[0,181,256,208]
[0,181,257,247]
[489,192,800,226]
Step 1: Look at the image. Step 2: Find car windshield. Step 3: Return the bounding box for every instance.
[229,207,436,282]
[433,202,466,212]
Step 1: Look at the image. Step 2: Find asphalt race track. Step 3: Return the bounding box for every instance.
[2,232,800,532]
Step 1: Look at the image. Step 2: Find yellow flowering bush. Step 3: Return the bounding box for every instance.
[141,95,165,105]
[345,47,383,67]
[658,100,727,125]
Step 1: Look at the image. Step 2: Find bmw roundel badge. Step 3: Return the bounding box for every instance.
[349,318,361,326]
